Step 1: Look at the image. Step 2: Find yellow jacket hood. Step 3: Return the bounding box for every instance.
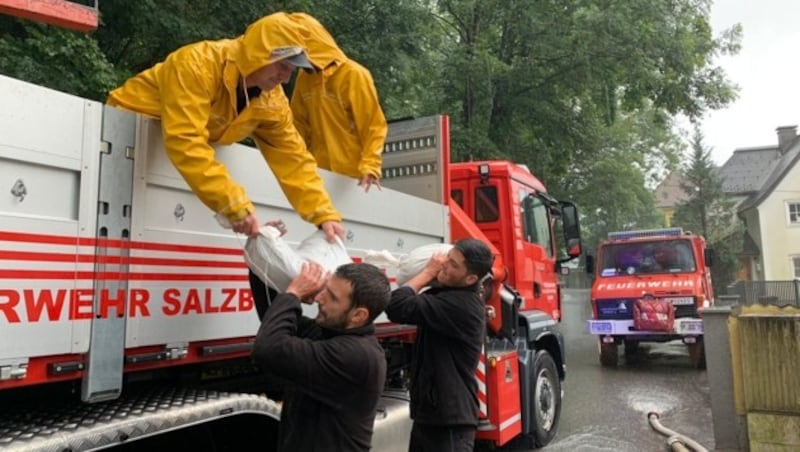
[288,13,347,71]
[237,12,314,77]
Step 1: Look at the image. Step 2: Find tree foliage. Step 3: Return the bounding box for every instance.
[672,126,742,289]
[0,18,120,100]
[0,0,742,257]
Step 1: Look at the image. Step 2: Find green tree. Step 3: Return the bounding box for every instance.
[672,125,742,289]
[0,0,743,250]
[424,0,740,260]
[0,18,121,101]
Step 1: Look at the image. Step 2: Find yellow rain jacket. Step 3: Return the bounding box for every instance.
[289,13,388,180]
[106,13,341,226]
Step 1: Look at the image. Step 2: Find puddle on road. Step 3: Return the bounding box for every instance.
[544,427,641,451]
[625,387,680,415]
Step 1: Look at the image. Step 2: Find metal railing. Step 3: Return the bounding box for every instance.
[723,280,800,307]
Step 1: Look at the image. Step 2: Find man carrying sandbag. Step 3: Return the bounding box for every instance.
[385,238,493,452]
[252,261,390,451]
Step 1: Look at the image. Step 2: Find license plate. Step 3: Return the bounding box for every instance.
[679,321,703,333]
[668,297,694,306]
[589,321,613,334]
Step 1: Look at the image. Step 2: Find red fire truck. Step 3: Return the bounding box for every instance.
[586,228,714,368]
[0,35,582,451]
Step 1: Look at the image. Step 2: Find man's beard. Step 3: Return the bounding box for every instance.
[316,311,349,329]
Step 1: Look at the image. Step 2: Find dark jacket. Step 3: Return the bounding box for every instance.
[251,293,386,452]
[385,285,484,426]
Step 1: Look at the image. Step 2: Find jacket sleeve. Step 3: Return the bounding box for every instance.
[386,286,484,340]
[345,66,387,178]
[158,49,253,222]
[252,293,368,409]
[251,100,342,227]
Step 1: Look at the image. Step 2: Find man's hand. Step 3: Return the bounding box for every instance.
[264,219,288,237]
[404,252,445,293]
[320,220,345,243]
[422,252,446,281]
[286,262,328,304]
[358,174,382,193]
[232,212,260,237]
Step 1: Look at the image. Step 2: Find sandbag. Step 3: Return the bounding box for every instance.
[244,226,351,292]
[633,296,675,332]
[364,243,453,286]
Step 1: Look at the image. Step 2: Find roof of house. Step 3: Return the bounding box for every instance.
[656,126,800,213]
[736,139,800,211]
[653,170,689,208]
[718,146,782,194]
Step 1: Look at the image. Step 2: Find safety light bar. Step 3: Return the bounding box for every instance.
[607,227,683,240]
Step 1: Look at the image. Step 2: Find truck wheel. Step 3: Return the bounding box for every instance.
[687,339,706,369]
[530,350,561,448]
[623,340,640,363]
[599,340,618,367]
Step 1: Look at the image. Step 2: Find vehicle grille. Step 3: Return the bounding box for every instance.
[595,298,698,319]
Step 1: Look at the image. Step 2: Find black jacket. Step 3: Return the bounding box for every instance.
[386,285,484,426]
[251,293,386,452]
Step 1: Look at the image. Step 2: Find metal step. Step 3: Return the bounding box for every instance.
[0,388,281,451]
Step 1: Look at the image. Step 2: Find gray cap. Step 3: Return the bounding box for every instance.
[269,46,315,72]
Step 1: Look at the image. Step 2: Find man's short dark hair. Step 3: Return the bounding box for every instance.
[453,238,494,279]
[335,263,390,323]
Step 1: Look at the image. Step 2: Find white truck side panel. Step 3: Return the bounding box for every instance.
[0,75,102,359]
[125,116,448,347]
[2,74,449,357]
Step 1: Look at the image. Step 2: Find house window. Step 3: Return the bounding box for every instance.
[789,202,800,224]
[794,256,800,279]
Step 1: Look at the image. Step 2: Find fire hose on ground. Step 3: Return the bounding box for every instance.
[647,412,709,452]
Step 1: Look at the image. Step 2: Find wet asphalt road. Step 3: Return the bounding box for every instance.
[539,289,716,452]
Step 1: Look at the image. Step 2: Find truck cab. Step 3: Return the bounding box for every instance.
[446,160,582,447]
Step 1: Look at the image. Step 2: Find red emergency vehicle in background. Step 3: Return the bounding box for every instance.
[586,228,714,368]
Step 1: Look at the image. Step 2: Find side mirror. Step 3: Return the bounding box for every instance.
[704,248,715,267]
[567,238,582,258]
[560,201,582,258]
[585,254,595,275]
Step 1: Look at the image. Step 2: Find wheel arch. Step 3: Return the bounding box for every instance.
[518,310,565,380]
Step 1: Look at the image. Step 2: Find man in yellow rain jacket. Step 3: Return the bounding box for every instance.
[289,13,388,192]
[107,13,344,240]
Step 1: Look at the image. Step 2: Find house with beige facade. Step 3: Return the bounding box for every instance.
[718,126,800,281]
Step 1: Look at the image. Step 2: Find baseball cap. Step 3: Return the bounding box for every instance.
[269,46,315,72]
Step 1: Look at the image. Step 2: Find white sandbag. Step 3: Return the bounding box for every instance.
[296,230,351,270]
[244,226,351,292]
[365,243,453,286]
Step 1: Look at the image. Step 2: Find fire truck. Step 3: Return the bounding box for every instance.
[0,22,583,451]
[586,228,714,368]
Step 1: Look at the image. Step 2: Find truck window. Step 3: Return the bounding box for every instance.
[451,189,464,209]
[521,192,554,256]
[475,186,499,222]
[600,239,696,276]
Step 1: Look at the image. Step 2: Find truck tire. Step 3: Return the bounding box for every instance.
[687,339,706,369]
[599,340,618,367]
[623,339,640,364]
[530,350,561,447]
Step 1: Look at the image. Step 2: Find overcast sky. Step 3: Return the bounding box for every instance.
[700,0,800,164]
